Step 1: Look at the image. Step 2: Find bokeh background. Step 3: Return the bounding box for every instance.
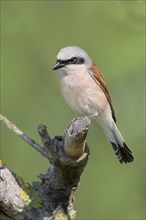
[1,1,145,219]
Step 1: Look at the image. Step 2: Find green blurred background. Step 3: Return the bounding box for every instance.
[1,1,145,219]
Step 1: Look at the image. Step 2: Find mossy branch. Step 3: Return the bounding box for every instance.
[0,114,90,220]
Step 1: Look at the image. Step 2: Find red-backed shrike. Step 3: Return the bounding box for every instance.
[52,46,134,163]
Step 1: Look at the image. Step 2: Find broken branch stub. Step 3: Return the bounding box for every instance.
[64,116,91,159]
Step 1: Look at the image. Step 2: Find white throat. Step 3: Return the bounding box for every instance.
[58,64,88,81]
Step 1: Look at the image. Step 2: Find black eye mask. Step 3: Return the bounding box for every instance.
[58,57,85,66]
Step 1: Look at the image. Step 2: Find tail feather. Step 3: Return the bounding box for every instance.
[111,142,134,163]
[102,120,134,164]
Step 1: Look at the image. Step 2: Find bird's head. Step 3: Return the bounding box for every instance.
[52,46,92,73]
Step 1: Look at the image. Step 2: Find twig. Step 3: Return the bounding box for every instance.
[0,114,48,158]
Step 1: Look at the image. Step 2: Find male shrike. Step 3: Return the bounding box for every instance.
[52,46,134,163]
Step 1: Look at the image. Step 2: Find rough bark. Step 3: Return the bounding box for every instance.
[0,114,90,220]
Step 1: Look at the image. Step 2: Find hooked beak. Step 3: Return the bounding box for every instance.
[52,61,65,70]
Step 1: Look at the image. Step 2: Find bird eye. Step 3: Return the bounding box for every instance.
[73,57,77,63]
[69,58,75,63]
[69,57,77,64]
[66,57,81,65]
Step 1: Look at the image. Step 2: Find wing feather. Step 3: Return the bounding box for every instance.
[89,64,116,122]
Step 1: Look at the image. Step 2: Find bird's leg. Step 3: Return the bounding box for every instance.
[87,113,99,119]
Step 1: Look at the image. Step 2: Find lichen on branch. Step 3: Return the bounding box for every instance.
[0,114,90,219]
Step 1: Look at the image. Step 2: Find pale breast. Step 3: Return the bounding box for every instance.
[58,68,109,116]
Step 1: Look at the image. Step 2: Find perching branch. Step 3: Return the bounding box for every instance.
[0,114,48,158]
[0,114,91,220]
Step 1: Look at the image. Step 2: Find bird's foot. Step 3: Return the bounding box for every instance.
[87,113,98,119]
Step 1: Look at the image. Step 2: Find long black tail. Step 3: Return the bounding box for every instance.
[111,142,134,163]
[103,121,134,163]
